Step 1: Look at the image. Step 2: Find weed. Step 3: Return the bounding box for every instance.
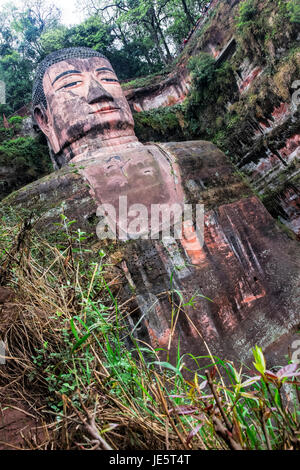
[0,212,299,450]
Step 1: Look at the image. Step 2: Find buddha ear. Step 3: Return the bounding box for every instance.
[33,104,60,154]
[33,105,50,136]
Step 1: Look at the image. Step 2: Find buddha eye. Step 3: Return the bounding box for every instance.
[101,78,119,83]
[64,81,82,88]
[58,81,82,90]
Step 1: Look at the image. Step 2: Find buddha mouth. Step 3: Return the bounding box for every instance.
[89,105,121,114]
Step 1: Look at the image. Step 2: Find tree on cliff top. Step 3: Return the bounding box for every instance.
[0,0,61,114]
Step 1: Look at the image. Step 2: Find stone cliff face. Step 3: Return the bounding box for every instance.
[124,70,191,112]
[126,0,300,239]
[0,166,17,201]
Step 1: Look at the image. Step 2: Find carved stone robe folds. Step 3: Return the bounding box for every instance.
[3,140,299,366]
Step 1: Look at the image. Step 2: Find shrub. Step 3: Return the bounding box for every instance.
[287,0,300,23]
[8,115,23,126]
[0,135,51,182]
[236,0,258,31]
[187,53,216,91]
[0,116,24,141]
[134,105,185,142]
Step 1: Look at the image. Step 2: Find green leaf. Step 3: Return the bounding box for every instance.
[274,388,282,409]
[252,345,266,375]
[149,361,183,379]
[70,318,79,341]
[71,333,91,353]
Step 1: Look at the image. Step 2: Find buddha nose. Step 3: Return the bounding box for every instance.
[86,77,114,104]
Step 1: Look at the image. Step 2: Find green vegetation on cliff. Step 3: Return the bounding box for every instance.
[0,116,51,199]
[134,0,299,156]
[134,104,186,142]
[133,52,238,145]
[0,135,51,179]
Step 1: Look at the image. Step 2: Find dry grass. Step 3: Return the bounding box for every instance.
[0,214,299,450]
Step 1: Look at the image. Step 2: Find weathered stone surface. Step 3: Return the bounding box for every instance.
[118,142,300,366]
[1,165,97,232]
[33,50,138,169]
[121,0,300,241]
[2,140,299,367]
[0,166,16,202]
[274,184,300,239]
[124,69,191,112]
[121,194,300,364]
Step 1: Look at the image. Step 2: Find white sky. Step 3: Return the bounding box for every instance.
[0,0,85,26]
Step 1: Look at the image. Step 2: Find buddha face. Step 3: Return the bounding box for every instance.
[33,56,135,155]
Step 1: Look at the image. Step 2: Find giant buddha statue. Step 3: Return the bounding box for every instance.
[3,47,299,366]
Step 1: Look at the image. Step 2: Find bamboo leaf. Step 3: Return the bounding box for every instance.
[186,423,204,445]
[70,318,79,341]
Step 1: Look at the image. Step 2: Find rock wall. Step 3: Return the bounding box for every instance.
[124,70,191,112]
[128,0,300,239]
[0,166,17,201]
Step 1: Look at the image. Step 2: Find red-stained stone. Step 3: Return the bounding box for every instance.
[255,103,291,135]
[252,153,280,178]
[271,102,290,122]
[133,103,143,112]
[119,142,300,367]
[238,66,263,93]
[125,74,191,112]
[278,186,300,239]
[4,47,299,369]
[279,133,300,159]
[3,140,300,367]
[241,127,299,239]
[180,221,207,266]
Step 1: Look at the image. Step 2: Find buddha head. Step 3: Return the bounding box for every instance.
[32,47,186,240]
[32,47,136,168]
